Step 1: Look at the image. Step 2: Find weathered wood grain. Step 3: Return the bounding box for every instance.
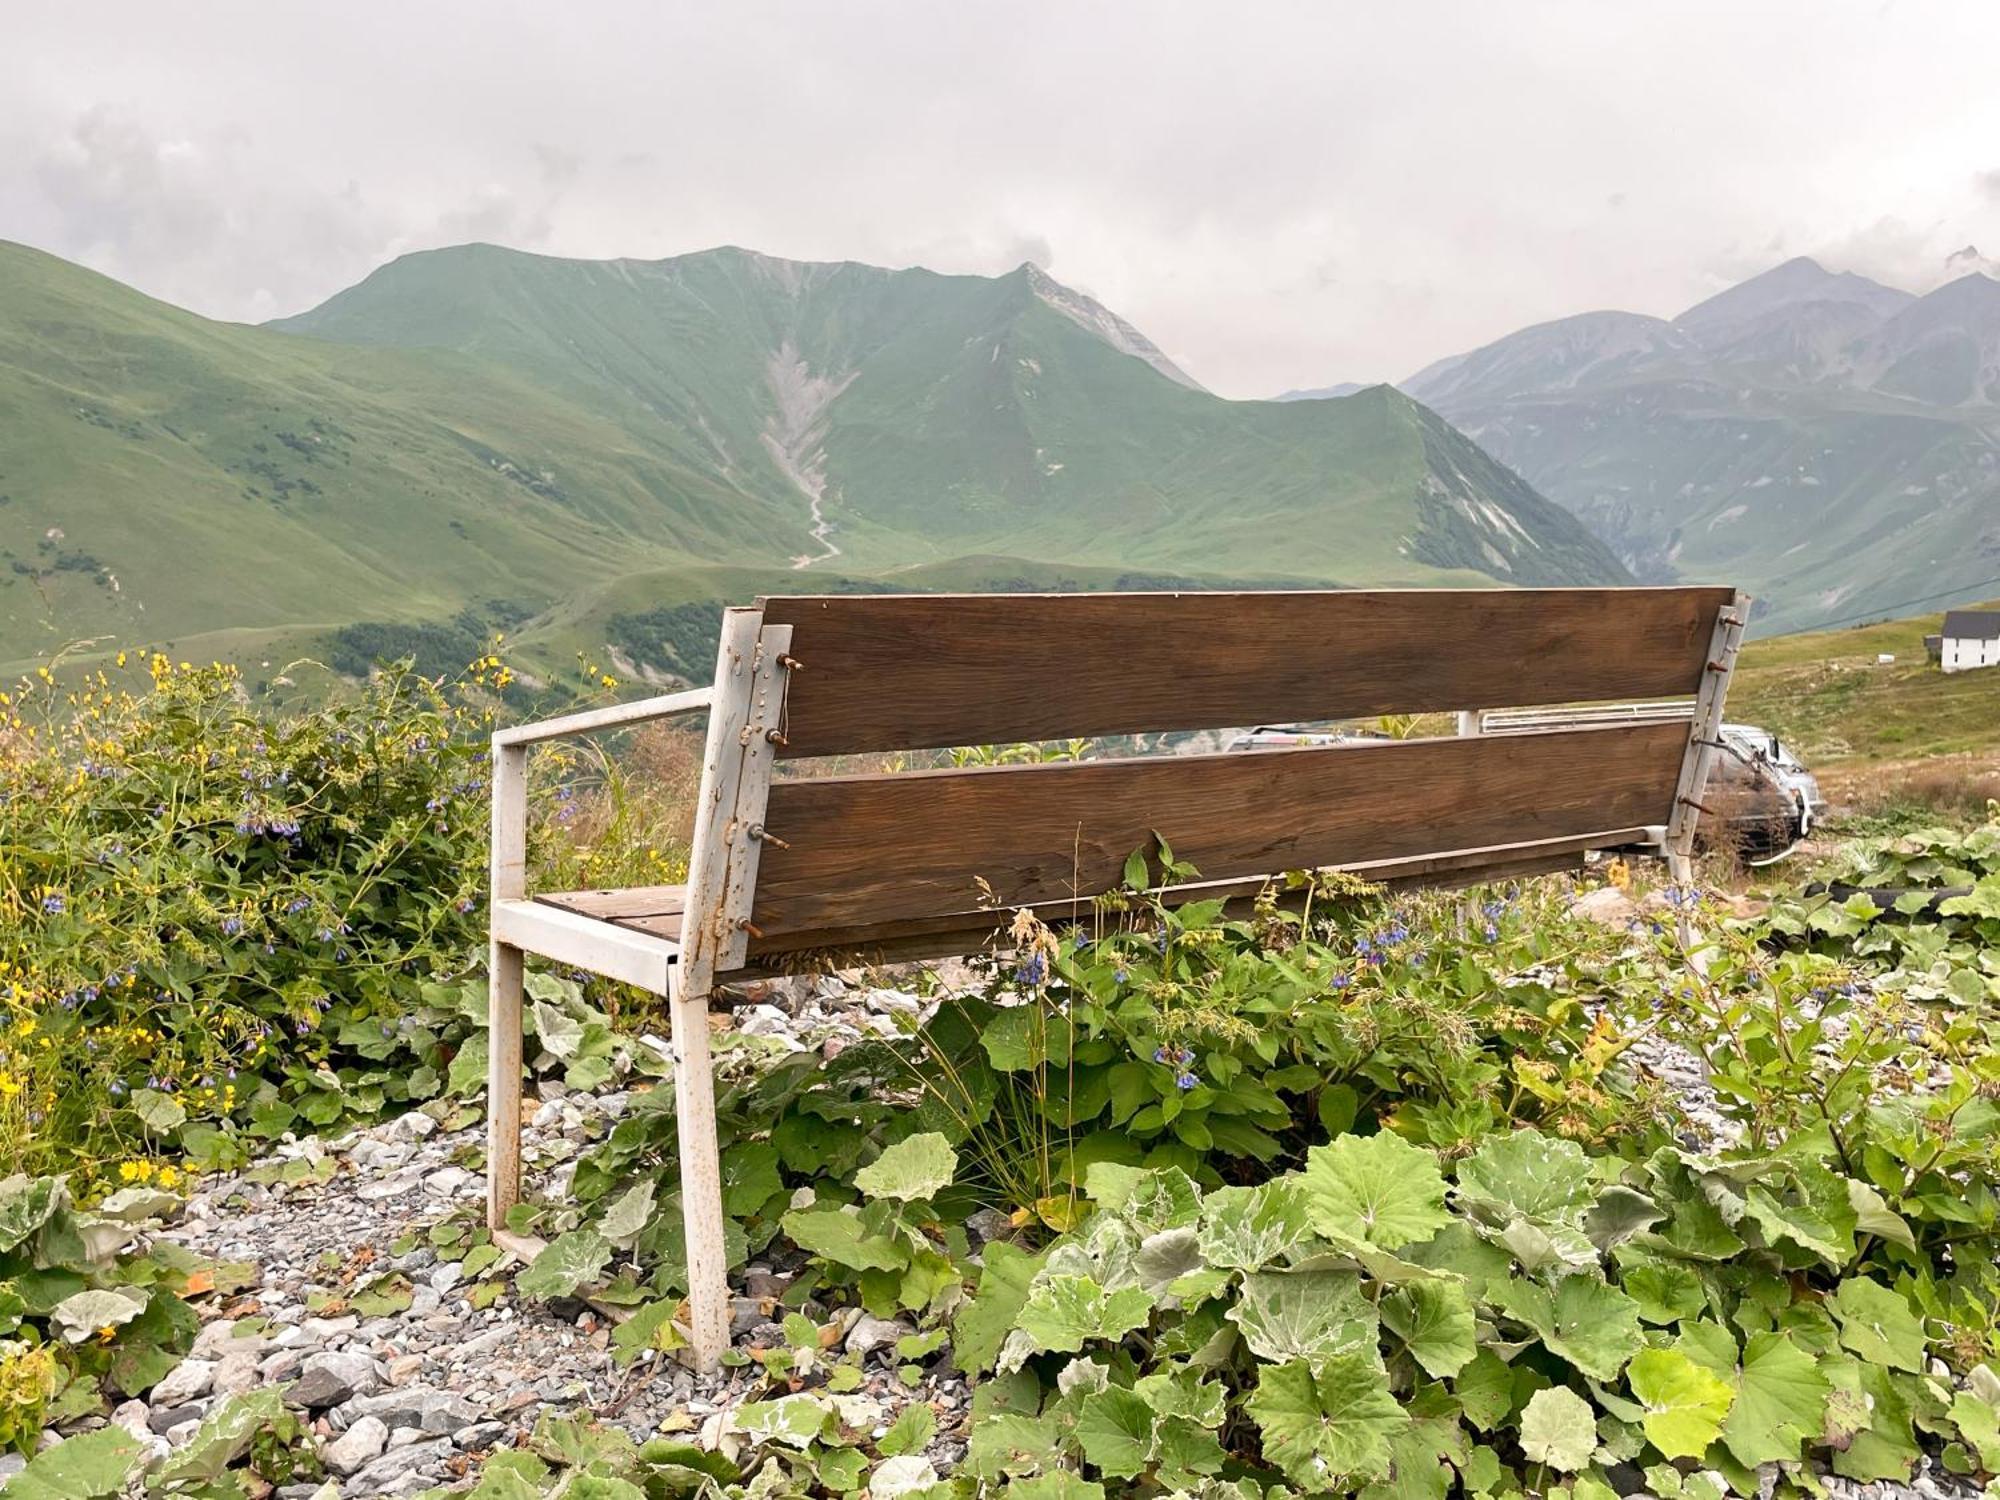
[759,588,1735,757]
[535,829,1641,972]
[748,722,1687,933]
[537,886,688,922]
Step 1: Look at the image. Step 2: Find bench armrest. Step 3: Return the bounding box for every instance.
[490,686,715,747]
[489,687,714,904]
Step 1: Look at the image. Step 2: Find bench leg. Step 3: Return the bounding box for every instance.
[486,938,525,1230]
[669,962,731,1372]
[1664,851,1714,981]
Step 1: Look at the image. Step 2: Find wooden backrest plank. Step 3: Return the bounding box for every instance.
[759,587,1733,758]
[748,721,1686,934]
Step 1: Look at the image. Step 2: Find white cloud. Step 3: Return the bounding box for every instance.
[5,0,2000,394]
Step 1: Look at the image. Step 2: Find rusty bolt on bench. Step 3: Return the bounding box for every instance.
[746,823,790,849]
[777,655,804,672]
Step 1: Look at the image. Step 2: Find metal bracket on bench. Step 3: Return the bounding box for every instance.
[1665,591,1749,867]
[715,625,794,971]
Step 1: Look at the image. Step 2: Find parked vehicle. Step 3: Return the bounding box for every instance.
[1709,721,1826,859]
[1479,705,1823,862]
[1225,724,1364,751]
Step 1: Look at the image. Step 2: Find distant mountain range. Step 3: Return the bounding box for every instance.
[0,239,1628,678]
[1304,256,2000,633]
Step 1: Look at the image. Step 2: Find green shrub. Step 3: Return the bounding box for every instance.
[0,647,706,1186]
[0,656,490,1184]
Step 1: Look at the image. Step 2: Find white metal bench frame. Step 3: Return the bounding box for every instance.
[486,590,1747,1373]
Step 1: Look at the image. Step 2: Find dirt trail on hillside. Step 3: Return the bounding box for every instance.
[760,340,853,569]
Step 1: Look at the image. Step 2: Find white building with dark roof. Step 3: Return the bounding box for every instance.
[1939,610,2000,673]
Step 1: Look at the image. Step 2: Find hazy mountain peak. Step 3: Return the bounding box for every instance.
[1674,255,1911,339]
[1021,263,1207,392]
[1402,308,1693,405]
[1272,381,1370,402]
[1922,268,2000,306]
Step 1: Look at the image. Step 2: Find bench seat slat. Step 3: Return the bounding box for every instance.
[537,887,690,923]
[749,723,1685,934]
[760,587,1733,758]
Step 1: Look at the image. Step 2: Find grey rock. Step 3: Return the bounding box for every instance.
[455,1421,507,1450]
[351,1385,483,1434]
[423,1167,474,1198]
[323,1415,390,1476]
[165,1417,202,1446]
[290,1349,382,1408]
[428,1263,461,1293]
[845,1314,910,1357]
[736,1005,792,1036]
[348,1437,453,1489]
[1569,886,1639,928]
[390,1111,438,1142]
[261,1349,305,1382]
[190,1321,255,1360]
[455,1328,509,1361]
[110,1399,151,1438]
[149,1401,207,1435]
[212,1348,264,1396]
[149,1358,217,1406]
[0,1456,24,1481]
[356,1169,423,1202]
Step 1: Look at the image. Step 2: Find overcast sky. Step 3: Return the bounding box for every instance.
[8,0,2000,398]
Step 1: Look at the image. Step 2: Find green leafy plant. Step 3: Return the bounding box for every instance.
[0,1175,232,1454]
[937,1134,1996,1496]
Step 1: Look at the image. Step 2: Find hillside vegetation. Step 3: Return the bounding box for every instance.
[0,239,1628,677]
[1732,599,2000,767]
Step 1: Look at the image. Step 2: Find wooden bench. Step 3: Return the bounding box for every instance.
[486,585,1747,1368]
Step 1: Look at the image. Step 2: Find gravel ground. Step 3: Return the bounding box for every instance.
[21,972,968,1497]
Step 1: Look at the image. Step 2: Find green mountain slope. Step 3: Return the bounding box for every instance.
[1,238,1629,678]
[1389,257,2000,634]
[0,241,797,663]
[274,243,1628,587]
